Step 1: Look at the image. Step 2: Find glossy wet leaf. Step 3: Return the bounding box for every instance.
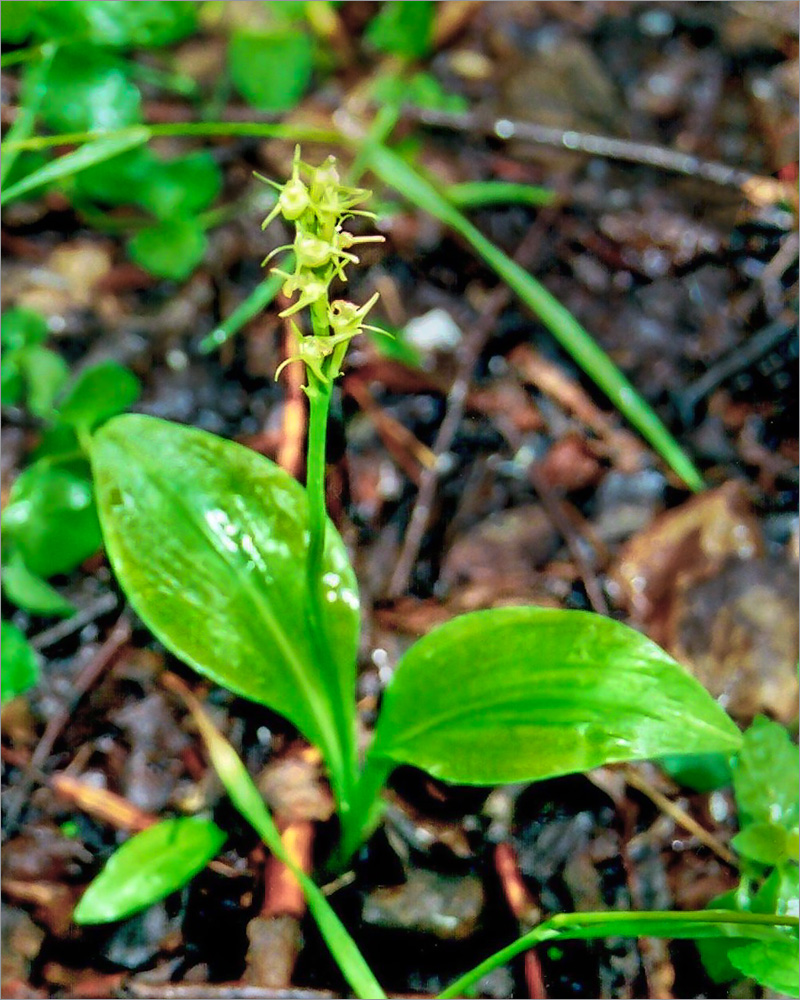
[73,817,226,925]
[40,48,141,133]
[228,30,313,112]
[57,362,141,434]
[128,217,207,280]
[2,551,75,618]
[365,1,435,58]
[2,461,102,578]
[733,716,799,830]
[90,414,359,778]
[1,621,40,704]
[369,607,742,785]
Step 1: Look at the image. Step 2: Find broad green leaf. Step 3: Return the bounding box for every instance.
[2,461,102,578]
[90,414,359,784]
[1,621,40,704]
[733,823,791,866]
[135,151,222,220]
[734,716,799,830]
[752,864,800,917]
[1,307,48,352]
[658,751,732,792]
[57,361,140,434]
[365,1,434,58]
[368,607,742,786]
[2,551,75,618]
[438,908,799,1000]
[1,128,150,207]
[228,29,313,112]
[40,48,141,133]
[22,345,70,418]
[73,817,226,925]
[128,217,207,280]
[727,936,799,997]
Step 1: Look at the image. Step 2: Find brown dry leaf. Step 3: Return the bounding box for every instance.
[611,482,798,722]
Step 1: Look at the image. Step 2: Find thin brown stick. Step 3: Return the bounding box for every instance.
[623,765,737,868]
[3,614,131,837]
[410,107,794,205]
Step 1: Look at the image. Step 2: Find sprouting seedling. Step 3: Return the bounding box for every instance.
[80,148,795,1000]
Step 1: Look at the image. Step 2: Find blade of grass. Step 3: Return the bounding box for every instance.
[199,267,287,354]
[163,675,386,1000]
[1,42,57,187]
[365,144,705,492]
[438,909,800,999]
[446,180,556,209]
[2,122,341,155]
[1,127,150,206]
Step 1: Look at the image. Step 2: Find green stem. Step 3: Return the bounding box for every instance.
[337,753,394,867]
[2,121,342,154]
[437,909,799,999]
[304,299,359,821]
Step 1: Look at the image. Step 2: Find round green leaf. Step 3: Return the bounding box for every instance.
[369,607,743,785]
[41,48,141,133]
[73,817,226,925]
[22,346,70,419]
[128,218,207,280]
[228,30,313,112]
[136,151,222,220]
[1,308,48,353]
[2,461,102,578]
[1,621,40,704]
[57,361,141,434]
[90,414,359,764]
[732,823,790,866]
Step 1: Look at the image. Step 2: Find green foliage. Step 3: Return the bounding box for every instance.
[4,1,196,48]
[2,462,102,579]
[40,48,141,133]
[128,217,207,281]
[367,607,742,785]
[658,751,732,792]
[1,310,141,620]
[438,909,799,1000]
[228,29,313,112]
[365,1,435,59]
[697,717,800,996]
[370,71,467,113]
[57,361,141,436]
[0,129,151,207]
[73,817,225,925]
[1,620,40,703]
[1,307,68,416]
[90,414,359,805]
